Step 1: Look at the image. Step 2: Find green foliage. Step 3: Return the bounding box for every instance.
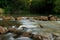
[30,0,56,15]
[0,0,25,15]
[30,0,44,13]
[0,0,60,16]
[54,0,60,15]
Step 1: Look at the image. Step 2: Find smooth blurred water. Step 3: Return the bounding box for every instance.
[0,17,60,40]
[18,17,60,33]
[15,36,33,40]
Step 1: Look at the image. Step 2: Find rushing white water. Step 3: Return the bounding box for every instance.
[0,18,3,20]
[1,17,60,40]
[57,21,60,23]
[17,17,39,31]
[17,17,60,33]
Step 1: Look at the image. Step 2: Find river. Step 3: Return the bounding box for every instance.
[0,17,60,40]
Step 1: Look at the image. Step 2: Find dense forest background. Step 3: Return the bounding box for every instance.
[0,0,60,16]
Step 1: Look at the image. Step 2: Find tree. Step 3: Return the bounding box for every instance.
[54,0,60,15]
[0,0,25,15]
[30,0,56,15]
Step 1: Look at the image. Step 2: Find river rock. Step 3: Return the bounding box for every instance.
[0,26,6,34]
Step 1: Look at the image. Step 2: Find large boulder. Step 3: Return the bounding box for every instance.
[48,15,57,21]
[40,16,48,21]
[33,16,48,21]
[0,26,5,34]
[33,17,41,20]
[4,27,8,33]
[57,18,60,21]
[33,35,41,40]
[21,32,32,37]
[49,16,57,21]
[3,16,15,20]
[1,33,15,40]
[8,28,17,33]
[15,17,22,21]
[39,33,53,40]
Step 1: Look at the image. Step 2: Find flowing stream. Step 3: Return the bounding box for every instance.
[0,17,60,40]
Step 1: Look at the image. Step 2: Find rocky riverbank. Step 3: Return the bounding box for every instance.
[0,15,60,21]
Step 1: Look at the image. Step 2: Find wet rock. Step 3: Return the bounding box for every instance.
[49,16,57,21]
[16,32,32,40]
[39,25,44,28]
[15,32,33,40]
[33,17,41,20]
[21,32,32,37]
[3,16,11,20]
[8,28,17,33]
[20,16,58,21]
[52,33,60,37]
[15,17,22,21]
[48,15,57,21]
[40,16,48,21]
[4,27,8,33]
[32,35,39,40]
[0,26,6,34]
[1,33,15,40]
[57,18,60,21]
[29,19,35,22]
[48,15,53,17]
[15,29,23,35]
[39,33,54,40]
[26,17,30,19]
[33,16,48,21]
[2,16,15,21]
[10,16,15,21]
